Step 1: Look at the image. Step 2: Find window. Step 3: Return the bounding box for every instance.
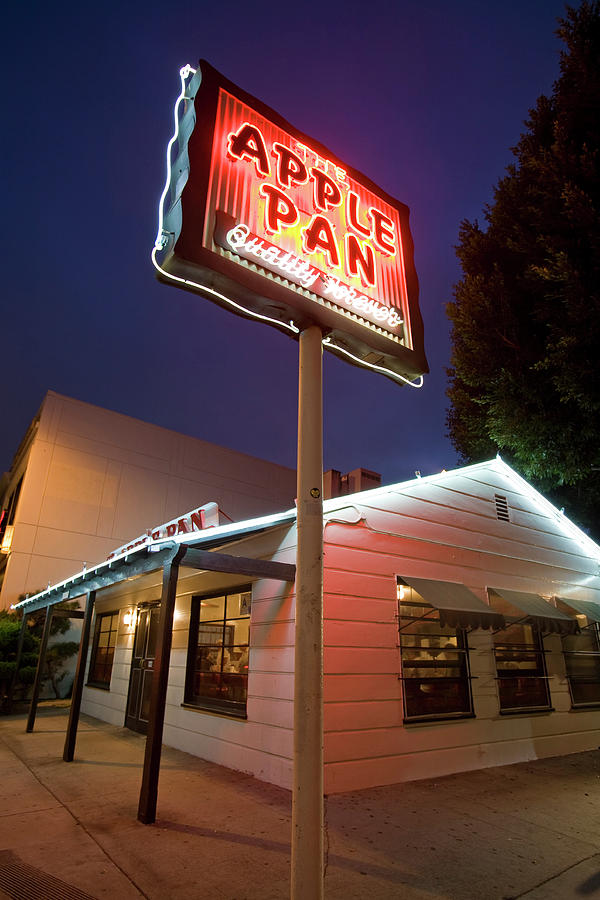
[0,475,23,554]
[397,579,473,721]
[185,588,251,717]
[87,611,119,688]
[493,622,551,712]
[562,623,600,707]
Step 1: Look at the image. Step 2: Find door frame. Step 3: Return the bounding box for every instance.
[125,601,161,733]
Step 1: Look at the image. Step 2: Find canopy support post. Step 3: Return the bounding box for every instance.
[63,591,96,761]
[26,605,54,733]
[137,546,185,824]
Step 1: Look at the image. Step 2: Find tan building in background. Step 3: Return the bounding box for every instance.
[0,391,297,610]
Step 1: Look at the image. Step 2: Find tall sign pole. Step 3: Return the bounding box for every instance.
[153,59,429,900]
[292,325,324,899]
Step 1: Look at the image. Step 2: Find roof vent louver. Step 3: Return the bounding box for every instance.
[494,494,510,522]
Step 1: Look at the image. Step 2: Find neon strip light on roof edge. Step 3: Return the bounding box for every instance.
[12,508,298,610]
[20,458,597,609]
[493,457,600,562]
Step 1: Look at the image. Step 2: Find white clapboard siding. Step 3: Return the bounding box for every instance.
[161,532,298,790]
[324,673,403,703]
[78,458,600,793]
[328,508,597,576]
[325,537,598,593]
[321,459,600,792]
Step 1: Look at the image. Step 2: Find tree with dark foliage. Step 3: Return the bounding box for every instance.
[446,2,600,534]
[0,600,80,712]
[0,611,38,712]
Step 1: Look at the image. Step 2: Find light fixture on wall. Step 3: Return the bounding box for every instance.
[123,609,137,629]
[0,525,14,554]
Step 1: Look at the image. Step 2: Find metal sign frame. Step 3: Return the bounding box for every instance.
[152,62,428,386]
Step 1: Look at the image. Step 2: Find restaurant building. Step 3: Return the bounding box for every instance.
[14,456,600,795]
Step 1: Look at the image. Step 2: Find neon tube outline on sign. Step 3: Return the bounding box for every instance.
[152,64,424,389]
[224,223,404,331]
[224,120,399,291]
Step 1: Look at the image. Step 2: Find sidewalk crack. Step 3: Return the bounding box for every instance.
[0,804,61,818]
[503,851,600,899]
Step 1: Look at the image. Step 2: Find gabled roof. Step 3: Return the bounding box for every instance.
[13,457,600,614]
[13,509,297,613]
[322,456,600,563]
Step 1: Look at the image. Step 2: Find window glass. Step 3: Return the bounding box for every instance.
[493,622,551,711]
[0,476,23,550]
[133,613,148,659]
[199,594,227,622]
[185,589,251,716]
[563,623,600,707]
[7,476,23,526]
[397,579,473,720]
[88,611,119,688]
[146,606,161,659]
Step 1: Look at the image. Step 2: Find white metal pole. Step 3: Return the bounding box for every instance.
[291,324,324,900]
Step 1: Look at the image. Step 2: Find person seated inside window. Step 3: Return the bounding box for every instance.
[235,645,249,674]
[207,640,230,672]
[417,642,456,690]
[436,641,457,668]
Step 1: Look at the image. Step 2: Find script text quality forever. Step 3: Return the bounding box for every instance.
[225,223,404,330]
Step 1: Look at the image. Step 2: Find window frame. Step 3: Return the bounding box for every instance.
[397,578,474,723]
[87,609,119,690]
[562,621,600,709]
[184,586,252,719]
[492,621,552,714]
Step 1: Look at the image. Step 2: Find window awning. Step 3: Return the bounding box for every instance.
[555,596,600,624]
[401,577,505,630]
[490,588,579,635]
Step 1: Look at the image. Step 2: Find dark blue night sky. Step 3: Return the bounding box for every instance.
[2,0,568,485]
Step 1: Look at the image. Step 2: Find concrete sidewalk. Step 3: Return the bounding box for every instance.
[0,706,599,900]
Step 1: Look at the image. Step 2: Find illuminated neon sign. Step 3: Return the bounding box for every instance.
[153,62,428,385]
[106,501,219,560]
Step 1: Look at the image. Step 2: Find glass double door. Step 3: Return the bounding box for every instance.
[125,603,160,734]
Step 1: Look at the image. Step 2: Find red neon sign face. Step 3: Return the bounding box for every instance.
[204,90,412,341]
